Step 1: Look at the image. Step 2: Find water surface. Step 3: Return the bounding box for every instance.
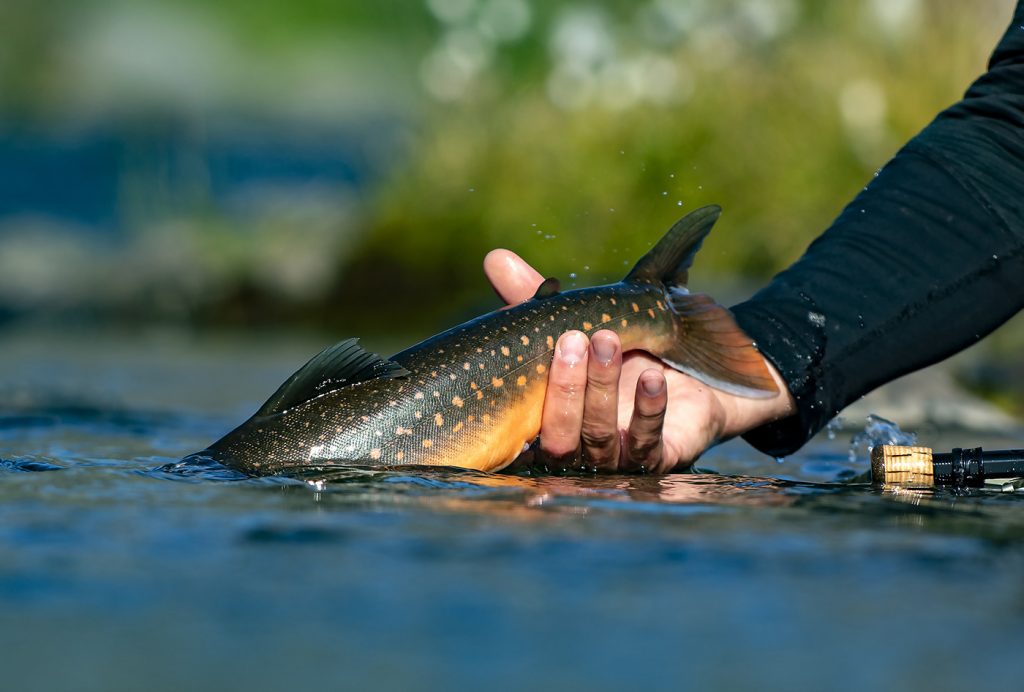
[1,328,1022,691]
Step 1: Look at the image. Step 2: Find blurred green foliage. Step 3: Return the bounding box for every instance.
[0,0,1016,335]
[355,0,1012,328]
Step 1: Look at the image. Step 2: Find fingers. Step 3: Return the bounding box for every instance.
[580,330,622,472]
[483,249,545,305]
[621,369,668,473]
[538,331,589,469]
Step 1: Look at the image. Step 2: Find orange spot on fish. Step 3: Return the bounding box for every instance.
[501,346,510,357]
[479,363,485,370]
[396,451,404,462]
[463,362,471,370]
[648,308,656,318]
[621,319,629,328]
[467,415,475,423]
[492,377,504,388]
[396,426,412,435]
[536,364,546,374]
[452,396,464,408]
[414,411,422,419]
[601,313,611,323]
[422,439,433,449]
[657,300,665,310]
[360,415,370,422]
[476,391,484,400]
[516,375,527,386]
[610,297,617,306]
[434,413,444,427]
[453,421,464,433]
[632,303,640,313]
[431,371,437,378]
[433,391,440,398]
[482,414,491,424]
[546,335,554,349]
[470,382,478,390]
[520,336,530,346]
[370,448,381,460]
[516,355,523,363]
[583,321,593,331]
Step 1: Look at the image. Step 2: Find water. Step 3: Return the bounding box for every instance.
[2,328,1024,691]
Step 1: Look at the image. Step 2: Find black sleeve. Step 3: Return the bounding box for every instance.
[730,5,1024,458]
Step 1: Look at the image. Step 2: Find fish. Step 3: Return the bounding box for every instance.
[193,205,778,476]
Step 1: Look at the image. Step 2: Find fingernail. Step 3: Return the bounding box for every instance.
[558,332,587,366]
[592,335,616,365]
[641,372,664,396]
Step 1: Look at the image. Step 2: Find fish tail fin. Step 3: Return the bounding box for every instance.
[659,291,778,397]
[626,205,779,398]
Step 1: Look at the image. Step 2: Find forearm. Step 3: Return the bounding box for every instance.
[731,6,1024,456]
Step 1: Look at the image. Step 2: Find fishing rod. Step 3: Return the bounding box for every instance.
[871,445,1024,488]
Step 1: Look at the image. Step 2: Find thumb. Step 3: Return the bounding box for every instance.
[483,249,545,305]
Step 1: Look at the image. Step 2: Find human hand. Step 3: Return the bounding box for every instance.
[483,249,795,473]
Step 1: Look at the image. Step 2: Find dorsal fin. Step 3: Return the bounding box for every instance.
[532,277,561,300]
[255,338,409,417]
[623,205,721,287]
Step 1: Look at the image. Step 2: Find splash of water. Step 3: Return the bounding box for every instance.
[847,414,917,463]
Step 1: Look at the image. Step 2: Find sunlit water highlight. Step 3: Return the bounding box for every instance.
[1,330,1023,691]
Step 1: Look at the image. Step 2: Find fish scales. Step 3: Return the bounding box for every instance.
[195,206,780,476]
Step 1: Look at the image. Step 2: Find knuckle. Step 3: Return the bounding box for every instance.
[632,408,665,425]
[548,378,583,400]
[627,433,661,461]
[581,427,618,452]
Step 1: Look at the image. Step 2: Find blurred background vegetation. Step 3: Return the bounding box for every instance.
[0,0,1018,360]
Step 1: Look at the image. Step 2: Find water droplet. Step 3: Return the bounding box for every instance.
[468,187,475,192]
[825,416,844,440]
[807,311,826,327]
[609,208,615,212]
[569,272,577,279]
[676,200,683,206]
[583,265,590,271]
[774,457,785,464]
[661,191,668,196]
